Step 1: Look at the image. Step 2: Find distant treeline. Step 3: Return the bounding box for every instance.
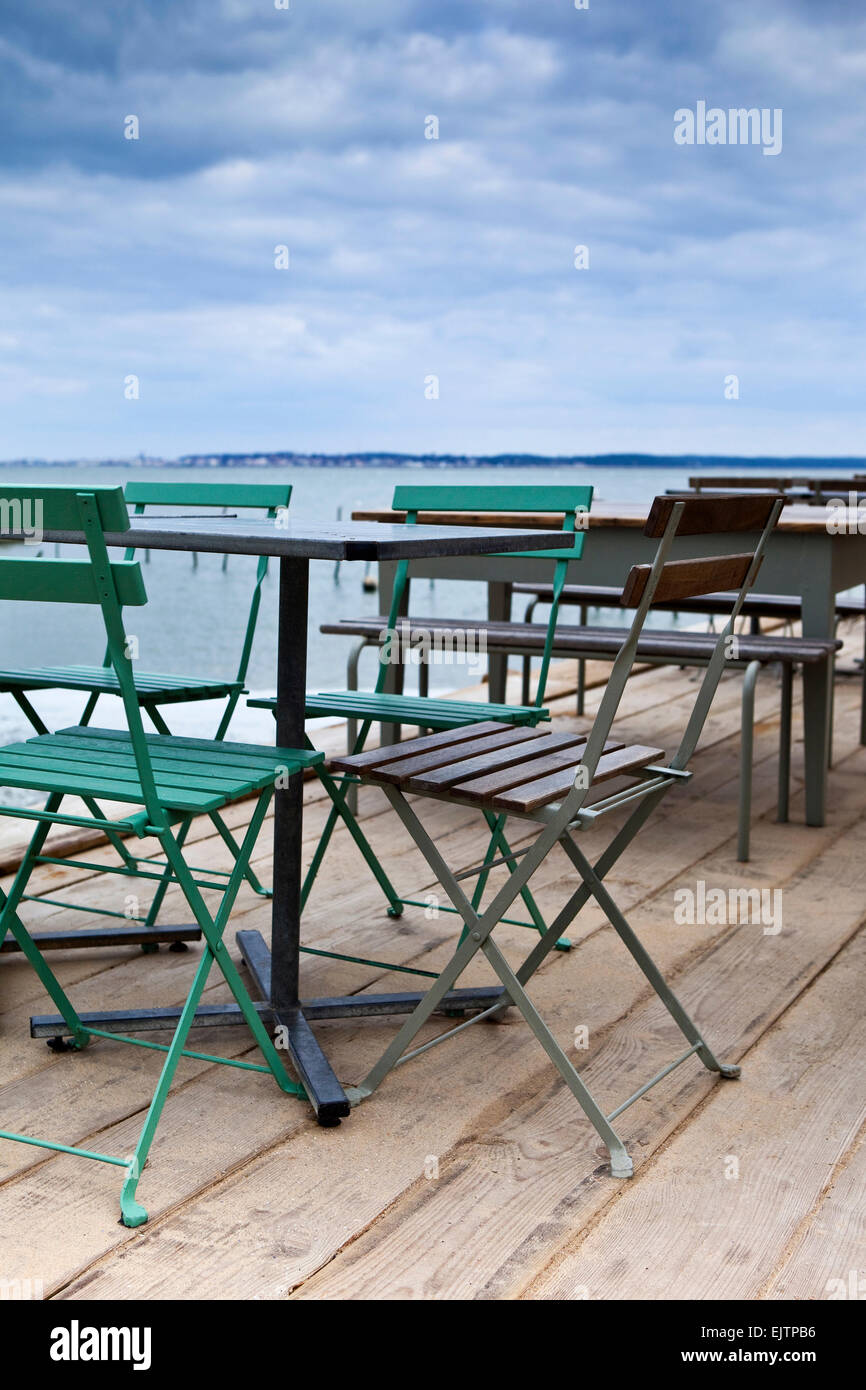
[171,452,866,470]
[5,453,866,470]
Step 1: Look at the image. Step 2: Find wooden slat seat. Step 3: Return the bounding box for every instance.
[329,723,664,816]
[0,725,322,815]
[0,666,242,705]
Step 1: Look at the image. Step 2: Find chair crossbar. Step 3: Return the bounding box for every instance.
[84,1027,305,1084]
[298,944,439,978]
[605,1043,703,1122]
[395,998,511,1066]
[20,894,151,921]
[452,844,532,880]
[568,773,684,824]
[0,1129,131,1168]
[396,897,571,939]
[0,805,152,836]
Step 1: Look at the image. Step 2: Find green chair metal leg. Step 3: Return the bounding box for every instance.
[80,794,140,872]
[209,810,271,899]
[138,816,194,950]
[10,689,51,736]
[120,791,299,1225]
[144,707,270,905]
[301,761,403,916]
[78,691,100,727]
[144,705,172,736]
[0,800,90,1048]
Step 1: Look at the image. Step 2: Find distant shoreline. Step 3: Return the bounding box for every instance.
[2,453,865,470]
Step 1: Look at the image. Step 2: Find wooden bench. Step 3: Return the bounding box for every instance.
[512,581,866,735]
[319,613,840,859]
[687,475,866,503]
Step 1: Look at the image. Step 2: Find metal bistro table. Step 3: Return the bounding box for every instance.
[357,501,866,829]
[39,515,574,1125]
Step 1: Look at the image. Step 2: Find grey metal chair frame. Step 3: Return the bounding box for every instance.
[331,494,783,1179]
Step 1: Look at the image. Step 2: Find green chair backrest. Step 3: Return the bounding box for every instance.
[125,481,292,512]
[0,484,166,823]
[0,482,130,533]
[391,484,591,562]
[383,482,594,708]
[122,481,293,718]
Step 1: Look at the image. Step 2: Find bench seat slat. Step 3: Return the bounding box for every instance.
[0,666,242,700]
[318,617,839,664]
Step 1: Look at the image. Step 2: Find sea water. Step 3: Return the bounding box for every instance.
[0,459,825,804]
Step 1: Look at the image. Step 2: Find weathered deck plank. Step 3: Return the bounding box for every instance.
[0,633,861,1300]
[523,932,866,1300]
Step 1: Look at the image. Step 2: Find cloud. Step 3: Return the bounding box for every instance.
[0,0,864,457]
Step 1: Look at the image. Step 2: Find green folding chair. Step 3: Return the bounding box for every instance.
[326,493,783,1178]
[0,484,320,1226]
[0,480,291,950]
[250,484,593,977]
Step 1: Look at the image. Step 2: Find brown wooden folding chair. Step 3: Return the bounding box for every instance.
[327,493,783,1178]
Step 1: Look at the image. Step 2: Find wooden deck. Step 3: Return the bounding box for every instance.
[1,626,864,1301]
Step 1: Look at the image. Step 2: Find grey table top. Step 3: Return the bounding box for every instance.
[43,516,576,562]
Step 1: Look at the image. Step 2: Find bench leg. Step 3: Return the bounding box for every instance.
[576,604,587,715]
[777,664,793,824]
[738,661,761,862]
[521,597,539,707]
[861,588,866,746]
[345,637,368,814]
[418,654,430,734]
[487,581,511,705]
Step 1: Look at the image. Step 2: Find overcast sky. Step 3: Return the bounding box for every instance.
[1,0,863,460]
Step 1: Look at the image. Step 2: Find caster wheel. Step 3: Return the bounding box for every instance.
[169,940,190,953]
[47,1037,74,1054]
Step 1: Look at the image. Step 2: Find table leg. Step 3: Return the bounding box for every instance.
[799,579,835,826]
[377,559,406,747]
[488,580,512,704]
[271,557,350,1124]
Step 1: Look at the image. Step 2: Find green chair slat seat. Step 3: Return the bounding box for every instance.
[255,691,550,729]
[0,666,243,703]
[0,727,321,813]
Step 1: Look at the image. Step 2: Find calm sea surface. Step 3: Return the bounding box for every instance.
[0,461,837,767]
